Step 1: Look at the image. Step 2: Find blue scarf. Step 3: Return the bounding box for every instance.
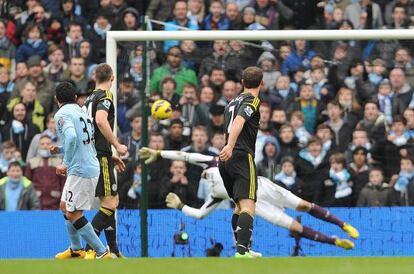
[93,23,111,39]
[27,38,42,48]
[329,168,352,199]
[299,148,326,167]
[395,171,414,193]
[0,81,15,94]
[368,73,383,85]
[5,178,23,211]
[274,171,296,188]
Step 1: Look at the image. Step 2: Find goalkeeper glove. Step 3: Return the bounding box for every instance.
[139,147,160,165]
[166,192,184,209]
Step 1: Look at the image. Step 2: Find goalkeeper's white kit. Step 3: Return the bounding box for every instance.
[160,150,302,229]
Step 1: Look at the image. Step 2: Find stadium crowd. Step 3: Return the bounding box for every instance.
[2,0,414,211]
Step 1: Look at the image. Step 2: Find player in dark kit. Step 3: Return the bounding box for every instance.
[219,66,262,258]
[83,64,127,259]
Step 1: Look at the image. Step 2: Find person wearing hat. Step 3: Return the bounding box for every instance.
[60,0,87,32]
[117,7,140,31]
[206,104,225,138]
[257,135,280,182]
[12,55,54,113]
[241,6,265,30]
[86,7,112,64]
[372,78,394,125]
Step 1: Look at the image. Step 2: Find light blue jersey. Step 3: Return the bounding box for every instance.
[55,103,100,178]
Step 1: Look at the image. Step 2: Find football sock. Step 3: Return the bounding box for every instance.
[64,215,82,250]
[309,203,344,227]
[301,225,336,245]
[236,211,253,254]
[85,207,113,251]
[231,213,239,242]
[73,216,107,255]
[104,211,119,254]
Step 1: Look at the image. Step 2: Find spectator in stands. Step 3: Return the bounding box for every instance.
[150,47,198,96]
[165,119,189,150]
[324,101,353,152]
[163,0,198,53]
[0,161,40,211]
[25,135,64,209]
[290,111,312,148]
[257,51,279,92]
[296,137,330,204]
[316,124,335,155]
[226,2,242,30]
[120,114,142,167]
[322,152,353,207]
[0,67,15,121]
[180,40,203,72]
[206,67,227,99]
[357,167,394,206]
[60,0,88,31]
[1,103,40,160]
[160,160,197,208]
[13,55,54,113]
[180,83,206,127]
[187,0,205,26]
[345,0,383,29]
[0,20,16,73]
[0,141,16,178]
[62,22,84,62]
[117,73,140,134]
[271,108,287,132]
[44,44,67,85]
[289,84,324,134]
[78,40,95,73]
[404,108,414,139]
[240,7,265,30]
[46,17,65,46]
[161,77,180,107]
[306,67,334,105]
[14,62,28,83]
[257,136,280,181]
[373,116,412,179]
[7,81,45,132]
[198,85,214,114]
[282,40,316,75]
[336,86,362,130]
[394,47,414,87]
[387,3,409,29]
[390,156,414,206]
[278,124,300,160]
[26,112,58,161]
[274,156,303,196]
[199,40,241,83]
[62,56,88,95]
[87,7,112,64]
[249,0,293,30]
[204,0,230,30]
[390,68,414,115]
[206,104,225,138]
[216,80,238,107]
[372,79,394,125]
[16,23,47,63]
[264,75,295,111]
[356,101,386,144]
[211,130,225,151]
[349,146,370,205]
[117,7,140,31]
[147,132,170,208]
[145,0,175,27]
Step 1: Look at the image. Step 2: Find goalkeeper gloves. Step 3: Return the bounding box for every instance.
[166,192,184,210]
[139,147,160,165]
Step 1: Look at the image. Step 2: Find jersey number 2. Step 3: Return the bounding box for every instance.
[227,105,235,133]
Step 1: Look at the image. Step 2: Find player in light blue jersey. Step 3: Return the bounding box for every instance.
[52,81,112,260]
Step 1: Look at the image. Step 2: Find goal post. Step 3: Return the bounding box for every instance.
[106,27,414,257]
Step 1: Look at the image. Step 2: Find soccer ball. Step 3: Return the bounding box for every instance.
[151,99,172,120]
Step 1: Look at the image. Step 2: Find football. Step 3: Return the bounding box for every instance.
[151,99,172,120]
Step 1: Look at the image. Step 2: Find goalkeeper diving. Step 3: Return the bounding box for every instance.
[140,147,359,251]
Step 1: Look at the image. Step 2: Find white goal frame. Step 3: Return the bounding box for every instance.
[106,28,414,114]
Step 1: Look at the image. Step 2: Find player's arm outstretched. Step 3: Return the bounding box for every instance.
[139,147,216,168]
[166,192,223,219]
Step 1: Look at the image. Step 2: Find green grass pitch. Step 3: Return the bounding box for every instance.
[1,257,413,274]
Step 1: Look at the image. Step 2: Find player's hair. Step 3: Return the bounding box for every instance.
[329,152,346,166]
[8,161,23,171]
[291,111,304,122]
[192,125,208,136]
[242,66,263,89]
[2,141,16,150]
[401,156,414,165]
[55,81,76,103]
[95,63,113,84]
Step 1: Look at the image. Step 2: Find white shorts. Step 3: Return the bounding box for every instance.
[61,175,99,212]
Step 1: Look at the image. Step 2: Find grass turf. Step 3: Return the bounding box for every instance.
[1,257,412,274]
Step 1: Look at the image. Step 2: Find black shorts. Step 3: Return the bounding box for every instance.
[96,155,117,197]
[218,150,257,202]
